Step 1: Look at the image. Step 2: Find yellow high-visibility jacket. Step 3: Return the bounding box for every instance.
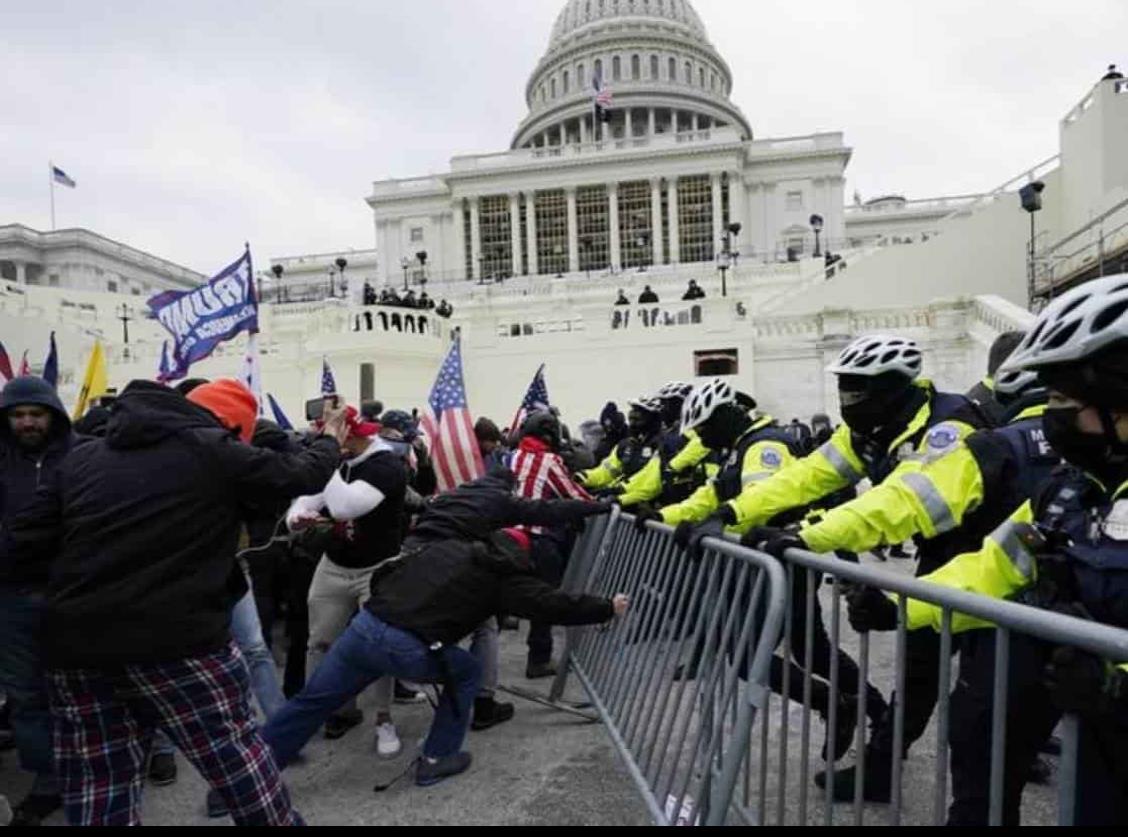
[618,430,710,507]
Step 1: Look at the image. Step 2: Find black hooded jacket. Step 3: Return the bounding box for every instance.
[366,470,614,644]
[8,380,340,668]
[0,375,75,587]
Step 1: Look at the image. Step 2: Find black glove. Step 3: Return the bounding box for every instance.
[673,515,726,560]
[740,525,804,559]
[845,586,899,632]
[582,501,613,517]
[633,503,662,533]
[1044,645,1126,716]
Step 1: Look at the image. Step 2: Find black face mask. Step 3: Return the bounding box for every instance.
[838,377,919,437]
[1042,406,1126,480]
[697,405,750,452]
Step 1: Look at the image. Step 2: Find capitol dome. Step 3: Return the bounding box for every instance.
[512,0,752,149]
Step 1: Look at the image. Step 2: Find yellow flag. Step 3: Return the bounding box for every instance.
[73,340,108,420]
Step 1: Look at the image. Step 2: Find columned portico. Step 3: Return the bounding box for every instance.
[608,182,621,272]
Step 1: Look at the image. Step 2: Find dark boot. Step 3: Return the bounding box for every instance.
[525,661,557,679]
[820,692,859,763]
[9,793,62,826]
[324,707,364,740]
[471,696,516,731]
[813,747,895,803]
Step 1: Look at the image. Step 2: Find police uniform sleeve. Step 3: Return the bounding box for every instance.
[726,424,862,529]
[798,424,984,555]
[617,455,662,506]
[904,500,1038,633]
[667,431,710,473]
[659,481,720,525]
[579,447,622,490]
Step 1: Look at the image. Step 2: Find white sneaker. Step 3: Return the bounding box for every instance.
[375,722,402,758]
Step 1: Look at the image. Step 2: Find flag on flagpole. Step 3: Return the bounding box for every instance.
[42,332,58,388]
[320,358,337,395]
[419,335,485,492]
[73,340,108,420]
[267,393,294,431]
[509,364,550,435]
[0,340,13,385]
[51,166,76,188]
[240,334,264,416]
[157,341,172,382]
[18,351,30,377]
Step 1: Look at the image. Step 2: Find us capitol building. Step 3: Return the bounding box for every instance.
[2,0,1126,425]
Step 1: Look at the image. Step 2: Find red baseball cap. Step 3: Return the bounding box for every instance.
[501,527,531,553]
[344,405,379,439]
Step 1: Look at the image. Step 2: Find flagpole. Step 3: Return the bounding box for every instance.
[48,160,56,231]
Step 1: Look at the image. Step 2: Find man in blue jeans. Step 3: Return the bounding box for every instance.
[264,470,627,785]
[0,376,75,825]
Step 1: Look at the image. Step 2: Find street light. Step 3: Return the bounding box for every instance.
[717,222,742,297]
[117,303,133,345]
[809,213,824,258]
[335,257,348,299]
[270,263,285,303]
[327,265,337,298]
[415,250,428,287]
[1019,181,1045,306]
[400,256,411,291]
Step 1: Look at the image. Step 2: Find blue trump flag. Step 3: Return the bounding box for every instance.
[42,331,59,388]
[267,393,294,431]
[149,247,258,382]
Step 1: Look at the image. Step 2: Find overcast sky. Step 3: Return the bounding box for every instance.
[2,0,1124,274]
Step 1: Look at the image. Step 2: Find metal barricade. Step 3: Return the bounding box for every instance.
[549,509,789,825]
[760,546,1128,826]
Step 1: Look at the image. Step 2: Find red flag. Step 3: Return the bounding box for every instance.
[419,336,485,492]
[18,351,30,377]
[0,341,12,384]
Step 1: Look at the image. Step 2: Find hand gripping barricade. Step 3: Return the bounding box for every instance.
[524,507,789,826]
[759,545,1128,827]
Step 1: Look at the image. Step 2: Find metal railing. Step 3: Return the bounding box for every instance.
[540,511,788,825]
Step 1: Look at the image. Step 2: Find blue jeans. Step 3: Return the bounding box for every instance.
[263,610,479,765]
[152,589,286,758]
[0,587,57,793]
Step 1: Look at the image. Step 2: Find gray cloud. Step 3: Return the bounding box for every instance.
[2,0,1124,274]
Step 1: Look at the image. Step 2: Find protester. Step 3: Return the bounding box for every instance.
[0,376,75,825]
[638,285,659,304]
[681,279,705,300]
[8,378,346,826]
[614,289,629,306]
[286,404,408,756]
[262,469,625,785]
[474,416,507,471]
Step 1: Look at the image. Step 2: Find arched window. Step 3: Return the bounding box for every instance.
[550,77,557,98]
[578,62,586,86]
[631,54,640,79]
[612,55,622,81]
[684,61,692,83]
[650,54,659,78]
[595,58,603,82]
[711,72,717,91]
[668,56,676,80]
[699,67,705,87]
[563,70,570,93]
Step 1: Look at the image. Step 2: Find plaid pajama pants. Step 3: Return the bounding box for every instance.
[47,641,303,826]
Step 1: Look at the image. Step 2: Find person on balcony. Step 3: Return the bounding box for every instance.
[638,285,659,304]
[681,279,705,301]
[614,289,629,306]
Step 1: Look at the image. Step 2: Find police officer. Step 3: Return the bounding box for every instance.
[850,275,1128,824]
[755,357,1058,812]
[579,397,664,495]
[966,330,1026,425]
[716,334,992,800]
[617,382,712,508]
[637,379,883,761]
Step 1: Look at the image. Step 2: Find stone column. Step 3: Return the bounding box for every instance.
[762,182,777,259]
[624,108,633,138]
[566,187,579,274]
[727,171,747,241]
[691,112,699,132]
[451,203,467,280]
[509,193,522,276]
[608,182,621,272]
[469,197,481,279]
[525,192,539,276]
[711,172,724,256]
[744,182,763,259]
[648,108,656,137]
[668,177,681,263]
[650,178,663,265]
[14,261,26,285]
[580,114,589,144]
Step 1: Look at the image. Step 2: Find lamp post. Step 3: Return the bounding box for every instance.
[400,256,411,292]
[335,257,348,299]
[271,263,284,303]
[416,250,428,287]
[117,303,133,346]
[717,222,742,297]
[809,213,824,258]
[1019,181,1045,307]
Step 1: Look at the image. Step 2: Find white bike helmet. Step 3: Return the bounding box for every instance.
[826,334,923,379]
[680,378,735,434]
[627,395,664,414]
[998,274,1128,374]
[655,381,693,401]
[992,367,1040,399]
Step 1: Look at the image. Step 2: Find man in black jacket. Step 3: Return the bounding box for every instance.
[262,470,627,787]
[0,376,74,825]
[8,379,345,826]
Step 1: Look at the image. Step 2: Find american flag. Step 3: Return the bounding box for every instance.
[320,357,337,395]
[0,340,13,385]
[18,350,30,377]
[420,335,485,492]
[593,68,613,108]
[509,364,550,436]
[240,333,264,415]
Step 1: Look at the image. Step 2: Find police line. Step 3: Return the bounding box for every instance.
[543,510,1128,826]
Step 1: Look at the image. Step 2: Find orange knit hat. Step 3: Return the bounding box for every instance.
[187,379,257,444]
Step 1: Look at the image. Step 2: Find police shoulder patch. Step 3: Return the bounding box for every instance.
[926,424,960,452]
[761,447,783,469]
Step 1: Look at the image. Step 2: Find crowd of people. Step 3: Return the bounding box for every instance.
[3,275,1128,825]
[361,283,454,319]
